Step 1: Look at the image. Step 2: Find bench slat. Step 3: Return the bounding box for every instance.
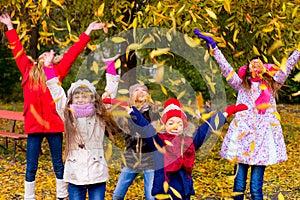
[0,110,24,121]
[0,131,27,139]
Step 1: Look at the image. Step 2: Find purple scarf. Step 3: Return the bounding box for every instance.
[70,103,95,118]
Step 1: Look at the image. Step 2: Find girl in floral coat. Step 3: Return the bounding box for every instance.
[194,29,300,200]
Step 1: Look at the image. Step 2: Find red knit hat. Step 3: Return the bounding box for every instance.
[161,98,188,127]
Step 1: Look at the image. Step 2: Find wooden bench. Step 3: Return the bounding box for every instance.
[0,110,27,156]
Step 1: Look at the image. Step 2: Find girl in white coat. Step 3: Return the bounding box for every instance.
[42,52,120,200]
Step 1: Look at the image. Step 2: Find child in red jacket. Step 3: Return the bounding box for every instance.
[0,13,105,200]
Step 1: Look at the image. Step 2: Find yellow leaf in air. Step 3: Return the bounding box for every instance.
[97,3,105,18]
[184,34,199,48]
[155,194,171,200]
[233,51,245,58]
[177,90,186,100]
[111,37,127,43]
[169,186,182,199]
[154,66,164,83]
[253,45,260,56]
[111,110,130,117]
[278,192,285,200]
[292,72,300,82]
[118,89,129,95]
[268,40,283,55]
[182,106,196,117]
[238,131,246,139]
[66,19,71,33]
[234,119,238,127]
[256,103,274,110]
[196,92,204,110]
[51,0,64,9]
[272,111,281,121]
[105,140,112,161]
[226,70,235,81]
[90,61,99,75]
[160,84,168,95]
[163,181,169,193]
[214,113,219,129]
[292,91,300,96]
[42,0,47,9]
[259,83,268,90]
[201,111,215,121]
[164,140,173,147]
[263,26,274,32]
[153,138,166,154]
[205,8,217,19]
[280,57,287,74]
[52,97,62,104]
[233,29,239,43]
[150,48,171,59]
[115,58,121,69]
[91,80,99,85]
[250,140,255,152]
[224,0,231,14]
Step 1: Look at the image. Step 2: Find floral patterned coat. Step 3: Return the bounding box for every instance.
[213,47,300,166]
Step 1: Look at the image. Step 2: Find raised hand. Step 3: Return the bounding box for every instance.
[193,29,216,50]
[85,21,106,35]
[0,13,13,30]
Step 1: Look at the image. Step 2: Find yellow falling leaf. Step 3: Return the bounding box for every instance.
[105,140,112,161]
[164,140,173,147]
[41,0,47,9]
[182,106,196,117]
[118,89,129,95]
[169,186,182,199]
[278,192,285,200]
[233,51,245,58]
[160,84,168,96]
[66,19,71,33]
[177,90,186,100]
[224,0,231,14]
[238,131,246,139]
[214,113,219,129]
[184,34,199,48]
[154,66,164,83]
[292,72,300,82]
[234,119,238,127]
[51,0,64,9]
[111,36,127,43]
[205,8,217,19]
[201,111,215,121]
[280,57,287,74]
[111,110,130,117]
[196,92,204,110]
[226,70,235,81]
[267,40,283,55]
[233,29,239,43]
[259,83,268,90]
[253,45,260,56]
[97,3,105,18]
[90,61,99,75]
[153,138,166,154]
[250,140,255,152]
[163,181,169,193]
[204,75,216,94]
[115,59,121,69]
[263,26,274,32]
[292,90,300,96]
[155,194,171,200]
[149,48,171,59]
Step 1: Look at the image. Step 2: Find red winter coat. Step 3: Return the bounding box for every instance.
[6,29,91,134]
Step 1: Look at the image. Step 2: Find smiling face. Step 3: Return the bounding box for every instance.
[164,116,184,135]
[131,86,149,103]
[71,87,94,105]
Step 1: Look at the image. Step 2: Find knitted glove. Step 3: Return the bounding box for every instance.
[225,104,248,117]
[193,29,216,49]
[102,98,128,107]
[42,64,56,80]
[102,54,120,76]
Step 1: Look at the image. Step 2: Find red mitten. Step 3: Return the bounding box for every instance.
[42,64,56,80]
[225,104,248,117]
[102,98,128,107]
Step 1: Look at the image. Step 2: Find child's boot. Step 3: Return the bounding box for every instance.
[24,181,36,200]
[56,179,68,200]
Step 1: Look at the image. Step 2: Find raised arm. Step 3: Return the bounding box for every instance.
[194,29,242,91]
[273,49,300,84]
[55,21,106,81]
[1,13,31,75]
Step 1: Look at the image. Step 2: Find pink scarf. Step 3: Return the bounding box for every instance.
[70,103,95,118]
[158,132,195,182]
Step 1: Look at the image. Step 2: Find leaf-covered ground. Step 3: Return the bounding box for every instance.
[0,104,299,199]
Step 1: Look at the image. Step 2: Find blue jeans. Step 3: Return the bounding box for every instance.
[68,182,106,200]
[233,163,266,200]
[113,167,155,200]
[25,133,64,181]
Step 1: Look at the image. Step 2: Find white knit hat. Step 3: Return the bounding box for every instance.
[67,79,97,101]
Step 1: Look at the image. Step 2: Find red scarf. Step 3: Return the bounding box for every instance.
[158,132,195,182]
